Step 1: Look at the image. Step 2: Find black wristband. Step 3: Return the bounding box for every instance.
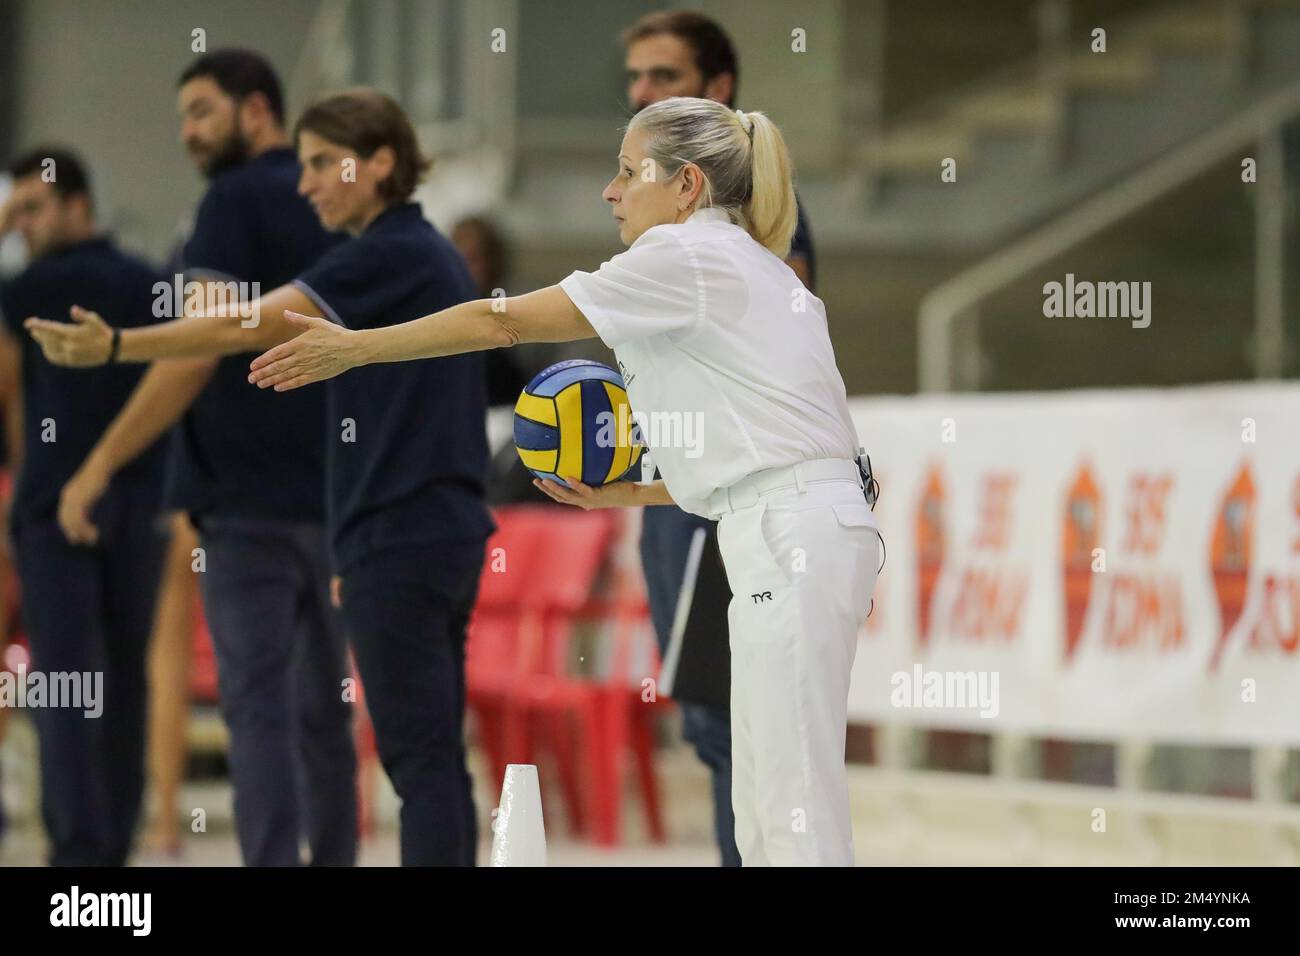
[108,327,121,364]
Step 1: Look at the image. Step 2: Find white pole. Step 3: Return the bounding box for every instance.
[1253,127,1286,379]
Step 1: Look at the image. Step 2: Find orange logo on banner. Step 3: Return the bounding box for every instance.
[916,464,946,648]
[1099,471,1184,655]
[947,471,1028,642]
[971,474,1017,550]
[1208,462,1255,670]
[1209,469,1300,669]
[1063,470,1185,658]
[1062,462,1101,661]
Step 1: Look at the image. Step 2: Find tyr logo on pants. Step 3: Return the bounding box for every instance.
[751,591,773,604]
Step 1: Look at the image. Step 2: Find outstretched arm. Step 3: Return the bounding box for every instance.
[248,285,595,392]
[24,283,320,367]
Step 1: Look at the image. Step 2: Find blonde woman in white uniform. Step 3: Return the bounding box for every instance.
[247,97,881,867]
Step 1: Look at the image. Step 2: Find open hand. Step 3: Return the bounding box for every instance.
[248,311,358,391]
[25,305,113,367]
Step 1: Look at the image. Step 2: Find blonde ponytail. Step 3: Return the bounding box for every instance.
[738,110,797,259]
[629,97,799,259]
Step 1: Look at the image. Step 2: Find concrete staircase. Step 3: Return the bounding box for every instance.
[833,0,1300,250]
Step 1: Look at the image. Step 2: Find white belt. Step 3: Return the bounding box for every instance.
[706,458,863,517]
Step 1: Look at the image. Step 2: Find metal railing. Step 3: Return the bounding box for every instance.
[918,79,1300,392]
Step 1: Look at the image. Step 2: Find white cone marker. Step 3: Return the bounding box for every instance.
[490,763,547,866]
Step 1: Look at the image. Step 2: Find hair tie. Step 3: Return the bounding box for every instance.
[735,109,754,140]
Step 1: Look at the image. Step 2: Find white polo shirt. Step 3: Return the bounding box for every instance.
[559,206,860,518]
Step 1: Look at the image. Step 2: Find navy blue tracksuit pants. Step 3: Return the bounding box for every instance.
[339,539,486,867]
[196,517,357,866]
[15,492,165,867]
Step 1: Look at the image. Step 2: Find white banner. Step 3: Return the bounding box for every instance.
[846,383,1300,745]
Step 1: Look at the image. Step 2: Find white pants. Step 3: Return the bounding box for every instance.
[715,477,879,866]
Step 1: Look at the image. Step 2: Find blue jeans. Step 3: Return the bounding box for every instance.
[197,516,357,866]
[640,505,740,868]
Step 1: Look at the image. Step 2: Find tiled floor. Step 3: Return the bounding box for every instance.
[9,730,1281,867]
[0,827,720,867]
[0,742,724,867]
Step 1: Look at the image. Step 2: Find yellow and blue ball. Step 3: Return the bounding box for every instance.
[514,359,643,486]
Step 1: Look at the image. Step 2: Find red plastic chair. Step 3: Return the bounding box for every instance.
[466,506,553,789]
[189,602,219,705]
[566,559,668,846]
[466,505,670,845]
[466,506,610,832]
[502,509,667,845]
